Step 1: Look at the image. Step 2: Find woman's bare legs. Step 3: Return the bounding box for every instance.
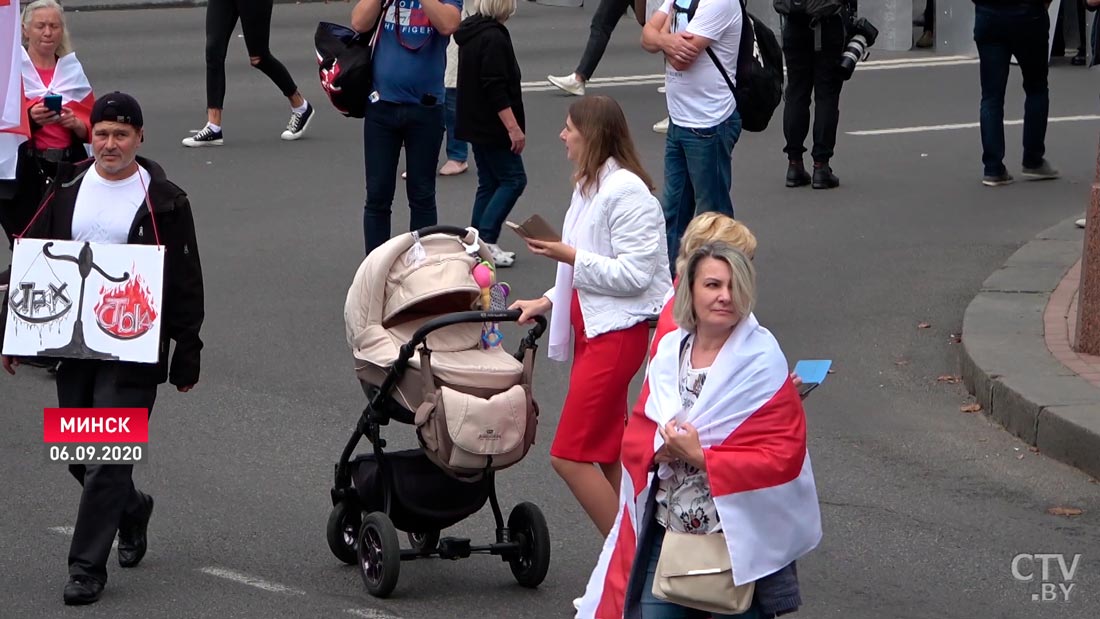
[552,456,622,537]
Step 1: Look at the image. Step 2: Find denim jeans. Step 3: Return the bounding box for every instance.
[662,110,741,269]
[444,87,468,163]
[471,144,526,244]
[974,3,1049,177]
[362,100,444,254]
[639,527,763,619]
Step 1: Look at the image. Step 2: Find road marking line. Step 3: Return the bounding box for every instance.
[199,567,307,595]
[848,114,1100,136]
[48,526,117,548]
[346,609,403,619]
[522,57,978,92]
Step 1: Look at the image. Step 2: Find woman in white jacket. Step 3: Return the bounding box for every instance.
[511,95,672,537]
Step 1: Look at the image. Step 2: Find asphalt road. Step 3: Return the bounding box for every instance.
[2,4,1100,618]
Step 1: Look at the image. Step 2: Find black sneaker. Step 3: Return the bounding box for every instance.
[182,125,223,147]
[281,103,314,141]
[812,165,840,189]
[982,172,1014,187]
[1021,159,1060,181]
[786,161,811,188]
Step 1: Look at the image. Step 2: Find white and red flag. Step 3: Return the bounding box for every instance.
[0,0,28,179]
[21,47,94,136]
[576,313,822,619]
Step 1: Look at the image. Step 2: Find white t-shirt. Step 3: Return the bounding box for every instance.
[659,0,742,129]
[71,165,151,244]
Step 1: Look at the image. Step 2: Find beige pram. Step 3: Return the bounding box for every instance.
[328,226,550,599]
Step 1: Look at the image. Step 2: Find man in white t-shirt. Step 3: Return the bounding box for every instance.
[642,0,742,268]
[1,92,204,606]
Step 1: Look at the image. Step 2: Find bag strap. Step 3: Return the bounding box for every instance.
[685,0,745,96]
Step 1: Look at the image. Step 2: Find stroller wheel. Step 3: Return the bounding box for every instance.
[407,530,441,557]
[507,502,551,588]
[326,501,361,565]
[357,512,401,598]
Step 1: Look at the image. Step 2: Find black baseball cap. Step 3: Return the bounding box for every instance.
[90,92,143,129]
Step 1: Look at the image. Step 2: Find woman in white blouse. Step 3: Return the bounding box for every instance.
[511,95,672,537]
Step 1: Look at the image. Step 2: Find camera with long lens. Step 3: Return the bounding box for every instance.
[838,17,878,80]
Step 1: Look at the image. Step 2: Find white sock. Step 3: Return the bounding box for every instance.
[292,101,309,115]
[206,122,221,133]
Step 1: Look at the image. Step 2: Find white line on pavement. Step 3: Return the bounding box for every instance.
[48,526,117,548]
[848,114,1100,136]
[199,567,307,595]
[346,609,403,619]
[522,56,977,93]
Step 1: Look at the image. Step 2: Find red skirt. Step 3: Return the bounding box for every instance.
[550,291,650,464]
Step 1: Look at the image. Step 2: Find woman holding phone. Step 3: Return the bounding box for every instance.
[509,95,671,540]
[1,0,94,281]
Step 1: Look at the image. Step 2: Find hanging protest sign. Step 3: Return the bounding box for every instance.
[3,239,164,363]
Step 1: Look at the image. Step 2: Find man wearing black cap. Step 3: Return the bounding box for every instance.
[0,92,204,605]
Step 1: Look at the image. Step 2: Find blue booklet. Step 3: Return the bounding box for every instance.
[793,360,832,386]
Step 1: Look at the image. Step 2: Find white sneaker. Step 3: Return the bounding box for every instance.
[657,85,666,94]
[573,597,583,611]
[547,73,586,96]
[1077,218,1087,228]
[181,124,223,147]
[653,117,669,134]
[487,243,515,268]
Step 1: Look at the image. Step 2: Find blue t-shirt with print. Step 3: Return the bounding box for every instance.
[373,0,462,105]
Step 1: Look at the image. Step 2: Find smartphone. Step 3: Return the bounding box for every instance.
[505,214,561,243]
[43,94,62,113]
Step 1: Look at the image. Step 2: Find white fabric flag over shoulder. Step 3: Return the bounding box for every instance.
[0,0,27,180]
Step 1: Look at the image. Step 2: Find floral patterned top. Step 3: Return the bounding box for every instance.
[654,335,722,534]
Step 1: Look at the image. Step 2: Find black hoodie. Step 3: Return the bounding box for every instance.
[454,15,525,148]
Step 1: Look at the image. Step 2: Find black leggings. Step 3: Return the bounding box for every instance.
[205,0,298,109]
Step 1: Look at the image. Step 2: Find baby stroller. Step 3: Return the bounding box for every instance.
[328,226,551,598]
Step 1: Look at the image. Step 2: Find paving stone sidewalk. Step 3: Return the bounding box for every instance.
[961,215,1100,479]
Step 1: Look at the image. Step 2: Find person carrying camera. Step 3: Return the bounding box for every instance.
[351,0,462,254]
[774,0,856,190]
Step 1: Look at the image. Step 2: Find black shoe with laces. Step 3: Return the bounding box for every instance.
[812,164,840,189]
[63,576,103,605]
[181,125,223,147]
[786,161,811,187]
[281,103,314,141]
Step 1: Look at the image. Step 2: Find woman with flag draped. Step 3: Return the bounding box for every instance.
[576,242,821,619]
[0,0,93,269]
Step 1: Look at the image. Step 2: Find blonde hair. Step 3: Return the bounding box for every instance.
[22,0,73,57]
[672,243,756,332]
[675,212,757,277]
[477,0,516,21]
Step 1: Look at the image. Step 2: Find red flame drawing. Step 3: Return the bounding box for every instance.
[94,272,158,340]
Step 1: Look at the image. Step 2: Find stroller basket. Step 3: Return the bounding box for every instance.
[350,449,489,534]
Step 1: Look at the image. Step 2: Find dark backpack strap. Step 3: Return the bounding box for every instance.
[686,0,745,95]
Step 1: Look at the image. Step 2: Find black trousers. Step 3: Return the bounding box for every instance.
[205,0,298,109]
[575,0,634,80]
[57,360,157,584]
[781,15,847,164]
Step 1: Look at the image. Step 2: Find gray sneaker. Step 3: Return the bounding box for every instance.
[982,172,1014,187]
[1021,159,1060,180]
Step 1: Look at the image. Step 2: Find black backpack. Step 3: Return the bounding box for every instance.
[314,12,388,119]
[686,0,784,133]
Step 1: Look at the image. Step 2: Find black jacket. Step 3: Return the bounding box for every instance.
[0,156,204,388]
[454,15,525,148]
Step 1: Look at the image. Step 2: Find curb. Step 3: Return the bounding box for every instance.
[960,215,1100,479]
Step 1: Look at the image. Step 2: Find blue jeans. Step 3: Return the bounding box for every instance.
[444,87,468,163]
[362,100,444,254]
[640,527,762,619]
[974,3,1049,177]
[662,111,741,270]
[471,144,526,244]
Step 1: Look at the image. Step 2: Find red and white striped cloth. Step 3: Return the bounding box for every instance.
[0,0,28,179]
[20,47,94,134]
[576,313,822,619]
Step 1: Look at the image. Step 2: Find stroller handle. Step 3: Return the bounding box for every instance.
[400,310,548,359]
[413,225,478,243]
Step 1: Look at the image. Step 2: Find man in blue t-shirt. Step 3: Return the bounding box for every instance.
[352,0,462,254]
